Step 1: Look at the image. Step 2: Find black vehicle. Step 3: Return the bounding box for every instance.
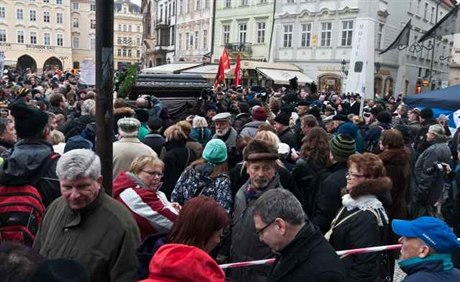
[129,73,212,121]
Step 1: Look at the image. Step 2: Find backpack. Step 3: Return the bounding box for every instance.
[0,152,59,245]
[0,184,45,245]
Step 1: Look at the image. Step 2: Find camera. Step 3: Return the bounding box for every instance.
[426,161,447,173]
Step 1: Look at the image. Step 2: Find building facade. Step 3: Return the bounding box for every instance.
[272,0,454,98]
[212,0,275,63]
[70,0,96,70]
[0,0,72,73]
[175,0,213,63]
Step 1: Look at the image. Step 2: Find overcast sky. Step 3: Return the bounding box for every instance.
[131,0,141,6]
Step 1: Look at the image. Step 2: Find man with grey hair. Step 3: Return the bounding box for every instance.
[33,149,141,282]
[113,117,157,178]
[253,189,346,282]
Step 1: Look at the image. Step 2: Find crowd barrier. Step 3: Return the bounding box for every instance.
[219,244,403,269]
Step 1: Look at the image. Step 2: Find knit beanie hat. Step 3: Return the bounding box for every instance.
[252,106,268,121]
[274,110,291,126]
[329,134,356,158]
[10,101,49,138]
[420,108,434,119]
[428,124,445,137]
[64,136,93,153]
[337,122,358,138]
[203,139,227,164]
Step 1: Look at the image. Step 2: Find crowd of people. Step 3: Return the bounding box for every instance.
[0,69,460,282]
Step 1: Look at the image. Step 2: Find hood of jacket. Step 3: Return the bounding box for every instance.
[142,244,225,282]
[1,140,54,184]
[112,171,145,198]
[348,176,392,199]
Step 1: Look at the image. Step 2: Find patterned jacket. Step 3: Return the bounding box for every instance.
[171,164,232,214]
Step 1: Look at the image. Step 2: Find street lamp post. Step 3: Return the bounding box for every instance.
[341,59,347,94]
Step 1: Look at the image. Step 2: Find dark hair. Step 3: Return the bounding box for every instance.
[168,196,229,251]
[0,242,44,282]
[48,93,64,107]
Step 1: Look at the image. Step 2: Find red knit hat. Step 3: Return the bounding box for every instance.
[252,106,268,121]
[139,244,225,282]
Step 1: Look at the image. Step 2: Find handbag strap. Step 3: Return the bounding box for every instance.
[325,207,362,241]
[185,147,191,167]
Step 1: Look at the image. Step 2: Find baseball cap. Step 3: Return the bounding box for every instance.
[392,217,460,253]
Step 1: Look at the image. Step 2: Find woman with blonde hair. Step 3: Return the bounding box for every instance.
[161,125,197,199]
[113,156,179,240]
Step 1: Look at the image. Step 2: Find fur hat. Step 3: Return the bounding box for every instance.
[203,139,227,164]
[243,139,278,162]
[10,102,49,138]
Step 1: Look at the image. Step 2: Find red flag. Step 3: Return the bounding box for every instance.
[234,54,242,86]
[214,48,231,88]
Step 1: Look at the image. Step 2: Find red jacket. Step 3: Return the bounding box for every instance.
[139,244,225,282]
[113,171,178,240]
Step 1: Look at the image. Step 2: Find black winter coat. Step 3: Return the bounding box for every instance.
[278,128,297,150]
[312,162,347,234]
[268,223,346,282]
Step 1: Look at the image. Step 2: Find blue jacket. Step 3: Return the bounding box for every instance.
[400,253,460,282]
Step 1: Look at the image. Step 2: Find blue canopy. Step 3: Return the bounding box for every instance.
[403,84,460,111]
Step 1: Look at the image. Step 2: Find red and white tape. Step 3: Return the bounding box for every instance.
[219,244,402,269]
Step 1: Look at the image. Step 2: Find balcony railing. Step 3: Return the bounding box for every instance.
[225,42,252,53]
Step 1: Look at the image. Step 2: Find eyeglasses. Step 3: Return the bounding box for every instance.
[255,219,276,235]
[346,172,366,179]
[141,170,163,177]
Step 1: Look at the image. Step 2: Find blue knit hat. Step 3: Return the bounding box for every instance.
[203,139,227,164]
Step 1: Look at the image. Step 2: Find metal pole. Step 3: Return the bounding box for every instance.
[96,0,114,194]
[429,2,440,87]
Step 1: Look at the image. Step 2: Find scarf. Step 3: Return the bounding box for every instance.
[342,194,389,227]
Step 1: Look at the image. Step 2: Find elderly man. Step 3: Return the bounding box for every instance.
[412,124,451,218]
[212,112,238,165]
[33,149,141,282]
[230,139,284,282]
[253,189,346,282]
[392,217,460,281]
[113,117,157,178]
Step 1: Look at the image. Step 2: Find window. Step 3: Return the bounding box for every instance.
[90,38,96,50]
[30,31,37,44]
[301,23,311,47]
[16,9,23,20]
[91,19,96,29]
[44,11,50,23]
[416,0,421,16]
[412,35,418,53]
[137,50,140,58]
[136,37,140,45]
[431,7,435,23]
[260,0,267,3]
[239,24,247,44]
[194,31,199,49]
[73,37,79,48]
[287,0,295,3]
[128,25,132,32]
[122,49,127,56]
[117,49,121,56]
[283,24,293,47]
[223,25,230,44]
[0,30,6,42]
[341,20,353,46]
[185,32,189,49]
[57,13,63,24]
[203,29,208,49]
[128,49,132,57]
[424,3,428,20]
[320,22,332,47]
[44,33,50,45]
[90,3,96,11]
[118,24,122,31]
[57,34,63,46]
[257,22,265,43]
[178,33,182,50]
[196,0,200,10]
[242,0,248,5]
[123,24,127,31]
[44,0,49,2]
[205,0,209,9]
[376,23,384,49]
[73,18,79,28]
[56,0,62,4]
[179,0,183,14]
[137,25,141,33]
[0,7,5,18]
[190,34,193,48]
[30,10,37,21]
[225,0,231,8]
[17,30,24,43]
[72,1,79,10]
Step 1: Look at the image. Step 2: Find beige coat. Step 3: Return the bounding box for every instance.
[113,137,157,178]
